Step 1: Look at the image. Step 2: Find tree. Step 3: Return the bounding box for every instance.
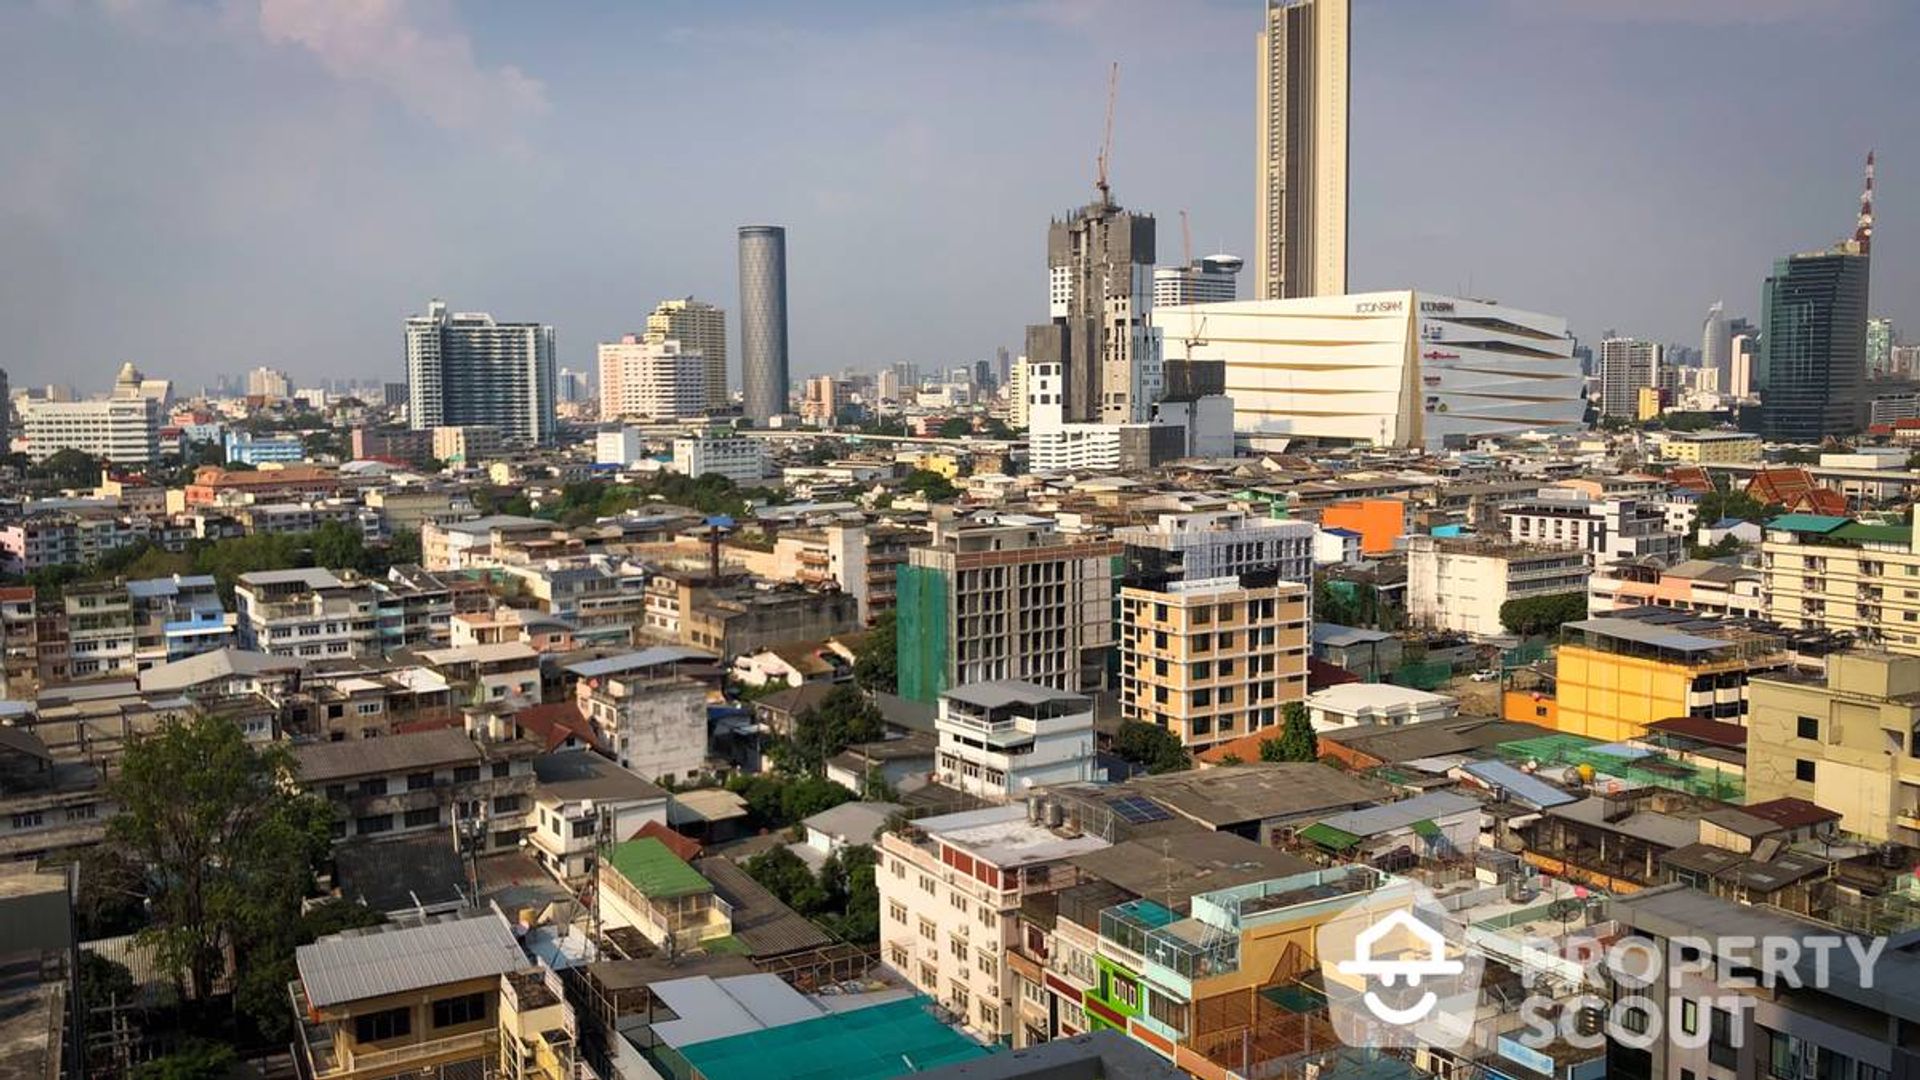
[131,1040,237,1080]
[80,952,137,1015]
[900,469,958,503]
[109,715,333,1004]
[937,417,973,439]
[310,520,366,573]
[1498,592,1589,637]
[746,846,821,912]
[1261,702,1319,762]
[1113,721,1191,774]
[32,448,102,489]
[853,610,898,694]
[820,844,880,942]
[385,528,423,567]
[788,685,885,774]
[981,417,1015,440]
[234,899,384,1040]
[73,845,150,939]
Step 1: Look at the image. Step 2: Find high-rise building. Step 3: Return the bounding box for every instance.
[738,226,790,421]
[555,367,591,404]
[800,375,842,426]
[1118,573,1309,750]
[644,298,728,410]
[247,366,292,399]
[21,363,160,464]
[1701,301,1730,385]
[1255,0,1349,300]
[0,367,9,449]
[1759,153,1873,442]
[1598,337,1662,420]
[405,298,556,444]
[1729,333,1757,398]
[993,346,1011,388]
[1153,253,1244,307]
[1868,317,1896,378]
[1024,190,1160,425]
[597,335,705,421]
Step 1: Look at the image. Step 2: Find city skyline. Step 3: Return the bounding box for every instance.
[2,0,1916,390]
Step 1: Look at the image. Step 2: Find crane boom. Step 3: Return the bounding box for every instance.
[1095,61,1118,204]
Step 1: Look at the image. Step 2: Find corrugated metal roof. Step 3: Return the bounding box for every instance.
[1765,514,1849,534]
[648,973,825,1048]
[292,727,480,783]
[295,909,525,1008]
[1315,792,1480,838]
[694,857,834,958]
[1460,760,1577,810]
[566,646,715,679]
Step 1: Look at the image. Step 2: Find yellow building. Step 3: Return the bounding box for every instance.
[1746,650,1920,843]
[292,909,581,1080]
[1534,610,1788,743]
[903,450,963,479]
[1636,386,1662,422]
[1118,574,1309,750]
[1655,431,1763,464]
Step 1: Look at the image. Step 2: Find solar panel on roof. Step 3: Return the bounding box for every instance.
[1107,794,1171,824]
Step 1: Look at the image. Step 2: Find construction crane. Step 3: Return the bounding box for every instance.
[1095,61,1118,205]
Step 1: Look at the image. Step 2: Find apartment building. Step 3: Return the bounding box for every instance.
[681,585,860,659]
[22,395,159,464]
[235,500,381,540]
[494,557,646,648]
[878,804,1107,1042]
[771,523,913,624]
[1607,885,1920,1080]
[1745,650,1920,844]
[380,565,460,650]
[594,837,737,953]
[293,726,537,849]
[526,750,669,883]
[431,424,504,465]
[1499,494,1684,570]
[568,650,713,785]
[125,573,231,669]
[421,515,567,572]
[1541,607,1791,743]
[291,909,586,1080]
[0,512,159,574]
[1761,514,1920,656]
[898,517,1123,704]
[934,681,1096,802]
[63,581,137,680]
[0,587,38,696]
[1118,574,1309,750]
[1589,558,1764,619]
[236,568,383,660]
[669,434,767,484]
[418,643,542,707]
[1405,536,1588,636]
[1115,509,1314,586]
[1653,430,1762,463]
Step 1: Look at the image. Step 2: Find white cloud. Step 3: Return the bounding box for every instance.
[255,0,547,135]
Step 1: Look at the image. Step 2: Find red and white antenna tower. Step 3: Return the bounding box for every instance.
[1854,149,1875,255]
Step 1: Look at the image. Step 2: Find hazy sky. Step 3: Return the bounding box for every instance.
[3,0,1915,394]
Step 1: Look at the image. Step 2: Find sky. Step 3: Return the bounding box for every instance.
[2,0,1916,394]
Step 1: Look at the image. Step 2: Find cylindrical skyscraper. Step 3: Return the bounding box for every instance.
[738,225,790,421]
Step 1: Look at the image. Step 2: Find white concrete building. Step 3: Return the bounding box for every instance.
[23,397,159,465]
[934,681,1097,803]
[643,297,728,410]
[596,427,645,467]
[1405,535,1589,637]
[669,434,765,485]
[1305,683,1459,732]
[598,335,706,421]
[1314,527,1363,566]
[1499,494,1685,570]
[1153,291,1583,450]
[571,652,711,786]
[405,298,556,444]
[235,568,383,660]
[1115,508,1315,585]
[528,750,670,882]
[877,804,1107,1041]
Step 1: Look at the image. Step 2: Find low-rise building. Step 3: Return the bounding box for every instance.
[431,425,504,465]
[1745,649,1920,843]
[1588,557,1764,619]
[1405,536,1588,637]
[125,573,231,668]
[567,649,716,785]
[62,581,137,680]
[1499,494,1684,570]
[670,434,766,484]
[935,681,1097,802]
[1653,430,1762,463]
[236,567,383,660]
[1761,514,1920,656]
[293,726,537,850]
[527,749,669,882]
[1304,682,1458,731]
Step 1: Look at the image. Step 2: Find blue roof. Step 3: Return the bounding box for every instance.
[1461,760,1577,810]
[1321,527,1361,538]
[1709,517,1751,529]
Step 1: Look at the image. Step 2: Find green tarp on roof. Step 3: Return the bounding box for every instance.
[1299,822,1362,850]
[1411,819,1441,839]
[1832,522,1912,545]
[607,837,711,899]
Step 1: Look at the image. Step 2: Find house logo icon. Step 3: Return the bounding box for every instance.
[1317,878,1483,1051]
[1334,908,1464,1024]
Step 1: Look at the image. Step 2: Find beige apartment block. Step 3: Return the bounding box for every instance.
[1118,574,1308,750]
[1746,650,1920,844]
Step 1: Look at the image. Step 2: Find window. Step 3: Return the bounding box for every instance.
[354,1006,411,1043]
[977,951,997,979]
[949,936,969,961]
[889,943,909,968]
[950,893,969,915]
[888,900,907,924]
[1709,1007,1737,1069]
[492,762,511,779]
[356,814,394,835]
[403,807,438,828]
[359,778,387,797]
[1620,1006,1650,1035]
[571,819,595,839]
[1110,973,1138,1009]
[453,765,481,784]
[979,1001,999,1030]
[1147,990,1189,1033]
[919,874,936,895]
[1679,997,1697,1035]
[492,795,523,814]
[355,701,383,715]
[432,991,487,1028]
[1797,715,1820,740]
[325,783,347,801]
[950,982,970,1015]
[1796,759,1817,783]
[918,918,936,942]
[407,772,434,791]
[11,812,43,830]
[1764,1028,1795,1079]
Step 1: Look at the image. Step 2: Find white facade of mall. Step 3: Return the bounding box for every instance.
[1153,291,1585,450]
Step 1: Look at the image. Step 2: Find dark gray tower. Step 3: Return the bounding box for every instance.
[738,225,790,422]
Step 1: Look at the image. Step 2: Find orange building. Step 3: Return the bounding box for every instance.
[1319,499,1406,555]
[183,464,339,507]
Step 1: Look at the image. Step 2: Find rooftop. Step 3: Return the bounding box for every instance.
[943,679,1091,711]
[914,803,1110,868]
[296,908,525,1009]
[1066,829,1311,908]
[1119,763,1392,827]
[531,751,667,804]
[606,837,711,899]
[1307,682,1454,711]
[693,856,835,957]
[1315,791,1481,838]
[293,727,481,783]
[674,994,991,1080]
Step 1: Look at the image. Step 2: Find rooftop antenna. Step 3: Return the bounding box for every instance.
[1095,61,1119,207]
[1854,149,1875,255]
[1180,209,1194,270]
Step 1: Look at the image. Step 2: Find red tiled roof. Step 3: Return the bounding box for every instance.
[1897,419,1920,430]
[1868,423,1895,436]
[1742,797,1842,830]
[1195,730,1286,766]
[1745,467,1846,514]
[630,819,702,861]
[1664,466,1714,494]
[514,701,601,753]
[0,587,36,603]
